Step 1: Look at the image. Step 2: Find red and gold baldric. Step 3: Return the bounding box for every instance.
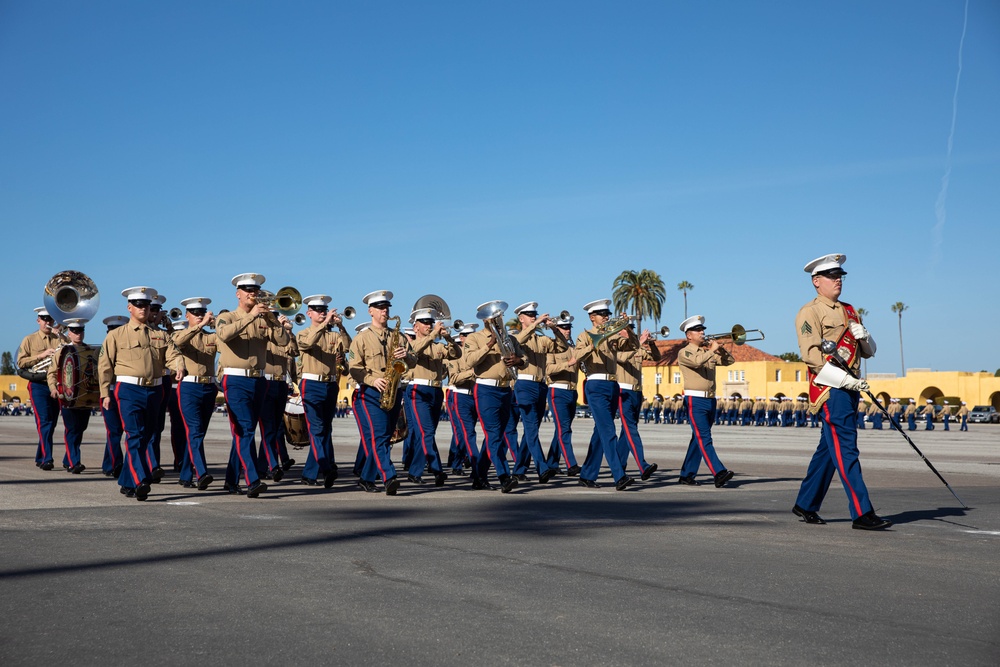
[807,302,860,414]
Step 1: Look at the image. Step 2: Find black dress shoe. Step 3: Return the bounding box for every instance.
[714,469,735,488]
[197,474,214,491]
[135,483,151,501]
[471,478,494,490]
[271,467,284,483]
[124,488,136,498]
[246,480,267,498]
[222,483,246,495]
[281,458,295,471]
[538,468,557,484]
[792,505,826,525]
[566,465,581,477]
[677,475,701,486]
[151,466,165,481]
[852,511,893,531]
[63,463,71,470]
[615,475,635,491]
[323,468,338,489]
[514,474,528,482]
[103,470,115,478]
[40,461,54,471]
[407,474,425,485]
[451,468,466,477]
[433,471,448,487]
[385,477,400,496]
[119,486,128,495]
[357,479,381,493]
[499,475,518,493]
[69,464,86,475]
[300,476,319,486]
[179,480,197,489]
[641,462,658,481]
[578,478,600,489]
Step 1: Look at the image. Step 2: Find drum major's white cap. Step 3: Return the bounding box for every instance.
[803,254,847,276]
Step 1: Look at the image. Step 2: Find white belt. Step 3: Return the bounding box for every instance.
[618,382,637,391]
[517,373,542,382]
[117,376,162,387]
[549,382,576,391]
[684,390,715,398]
[181,376,215,384]
[222,368,263,378]
[587,373,616,382]
[302,372,337,382]
[476,378,512,388]
[409,378,442,387]
[448,387,470,395]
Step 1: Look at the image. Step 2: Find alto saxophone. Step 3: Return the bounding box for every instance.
[379,315,410,410]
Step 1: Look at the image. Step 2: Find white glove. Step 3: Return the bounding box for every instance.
[814,362,869,392]
[850,322,877,356]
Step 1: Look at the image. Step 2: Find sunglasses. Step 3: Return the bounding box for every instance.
[520,311,538,318]
[68,327,85,332]
[370,303,390,310]
[188,309,207,316]
[39,316,54,322]
[817,272,846,280]
[239,285,260,293]
[130,301,151,308]
[593,310,612,317]
[557,325,572,330]
[416,318,435,325]
[308,306,328,313]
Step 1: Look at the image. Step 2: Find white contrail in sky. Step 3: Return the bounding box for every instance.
[932,0,970,268]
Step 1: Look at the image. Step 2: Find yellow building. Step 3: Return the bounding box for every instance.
[1,375,31,404]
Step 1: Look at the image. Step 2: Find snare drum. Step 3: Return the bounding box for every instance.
[283,396,309,449]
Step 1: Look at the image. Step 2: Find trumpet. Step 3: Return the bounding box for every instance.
[539,310,572,328]
[451,319,465,332]
[168,307,183,320]
[294,313,308,326]
[342,306,356,320]
[704,324,765,346]
[648,326,671,341]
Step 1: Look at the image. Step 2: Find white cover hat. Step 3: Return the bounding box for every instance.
[231,273,265,288]
[152,294,166,306]
[63,318,87,328]
[363,290,393,306]
[458,323,479,335]
[680,315,706,333]
[354,321,371,334]
[514,301,539,315]
[582,299,612,313]
[121,286,158,301]
[34,306,50,317]
[103,315,129,328]
[303,294,332,307]
[180,297,212,309]
[803,254,847,276]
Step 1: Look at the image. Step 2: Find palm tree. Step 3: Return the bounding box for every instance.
[891,302,908,376]
[856,307,869,378]
[612,269,666,330]
[677,281,694,319]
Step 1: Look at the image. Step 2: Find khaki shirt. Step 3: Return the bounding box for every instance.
[215,309,290,372]
[905,404,917,416]
[920,405,935,417]
[573,328,635,377]
[410,333,461,383]
[297,325,350,378]
[462,329,525,382]
[16,329,62,371]
[678,342,734,394]
[348,324,415,388]
[796,295,871,375]
[445,355,475,389]
[265,338,299,381]
[97,319,169,398]
[546,346,578,385]
[616,339,660,387]
[958,406,969,417]
[514,325,568,382]
[168,327,218,378]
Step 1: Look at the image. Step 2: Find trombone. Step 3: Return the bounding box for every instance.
[704,324,765,346]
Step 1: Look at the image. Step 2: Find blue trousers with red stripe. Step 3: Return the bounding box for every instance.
[444,391,465,471]
[149,378,170,469]
[795,388,873,520]
[177,381,217,483]
[60,407,91,468]
[473,383,512,480]
[617,389,652,475]
[166,377,186,468]
[501,390,520,464]
[101,393,124,475]
[406,384,445,477]
[680,396,726,479]
[580,379,627,483]
[300,379,338,479]
[353,384,401,484]
[256,379,289,476]
[546,386,578,470]
[449,390,480,478]
[115,382,160,490]
[28,381,59,465]
[513,380,556,477]
[222,375,265,488]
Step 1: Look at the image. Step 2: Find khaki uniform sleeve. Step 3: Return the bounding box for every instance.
[98,334,117,399]
[795,303,824,373]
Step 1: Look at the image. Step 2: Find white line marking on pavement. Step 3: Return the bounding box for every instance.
[167,501,200,506]
[962,530,1000,536]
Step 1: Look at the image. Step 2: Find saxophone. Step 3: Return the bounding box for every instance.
[379,316,410,410]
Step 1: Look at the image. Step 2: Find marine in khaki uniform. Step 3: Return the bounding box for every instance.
[920,400,936,431]
[958,401,969,431]
[791,253,890,530]
[258,310,299,481]
[17,306,64,469]
[511,302,568,482]
[348,290,414,495]
[444,322,480,477]
[676,315,735,487]
[296,295,350,488]
[905,399,918,431]
[403,307,461,485]
[867,399,883,429]
[544,313,581,476]
[98,286,169,500]
[46,319,91,473]
[167,297,218,490]
[99,315,129,477]
[215,272,292,499]
[616,323,660,480]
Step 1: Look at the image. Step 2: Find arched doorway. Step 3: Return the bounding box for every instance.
[920,386,943,404]
[990,391,1000,412]
[876,391,892,407]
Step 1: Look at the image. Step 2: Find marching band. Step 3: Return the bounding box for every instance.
[11,256,899,530]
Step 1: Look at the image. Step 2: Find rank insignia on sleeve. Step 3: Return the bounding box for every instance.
[800,322,813,335]
[684,351,691,358]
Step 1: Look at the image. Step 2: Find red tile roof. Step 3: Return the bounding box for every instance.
[642,340,782,366]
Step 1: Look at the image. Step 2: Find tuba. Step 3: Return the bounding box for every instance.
[379,315,410,410]
[476,300,519,382]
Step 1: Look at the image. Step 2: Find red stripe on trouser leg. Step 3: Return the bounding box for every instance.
[618,393,641,466]
[823,402,864,517]
[358,389,387,481]
[688,396,717,476]
[115,383,143,486]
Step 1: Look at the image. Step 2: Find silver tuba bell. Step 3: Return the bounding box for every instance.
[476,300,519,382]
[43,270,100,326]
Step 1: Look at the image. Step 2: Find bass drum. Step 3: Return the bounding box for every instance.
[283,396,309,449]
[56,344,101,409]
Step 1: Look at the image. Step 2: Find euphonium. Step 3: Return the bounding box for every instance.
[379,315,410,410]
[586,314,631,351]
[476,300,519,382]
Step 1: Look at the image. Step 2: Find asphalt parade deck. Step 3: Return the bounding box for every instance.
[1,415,997,665]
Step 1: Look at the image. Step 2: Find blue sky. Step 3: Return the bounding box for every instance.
[2,1,998,374]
